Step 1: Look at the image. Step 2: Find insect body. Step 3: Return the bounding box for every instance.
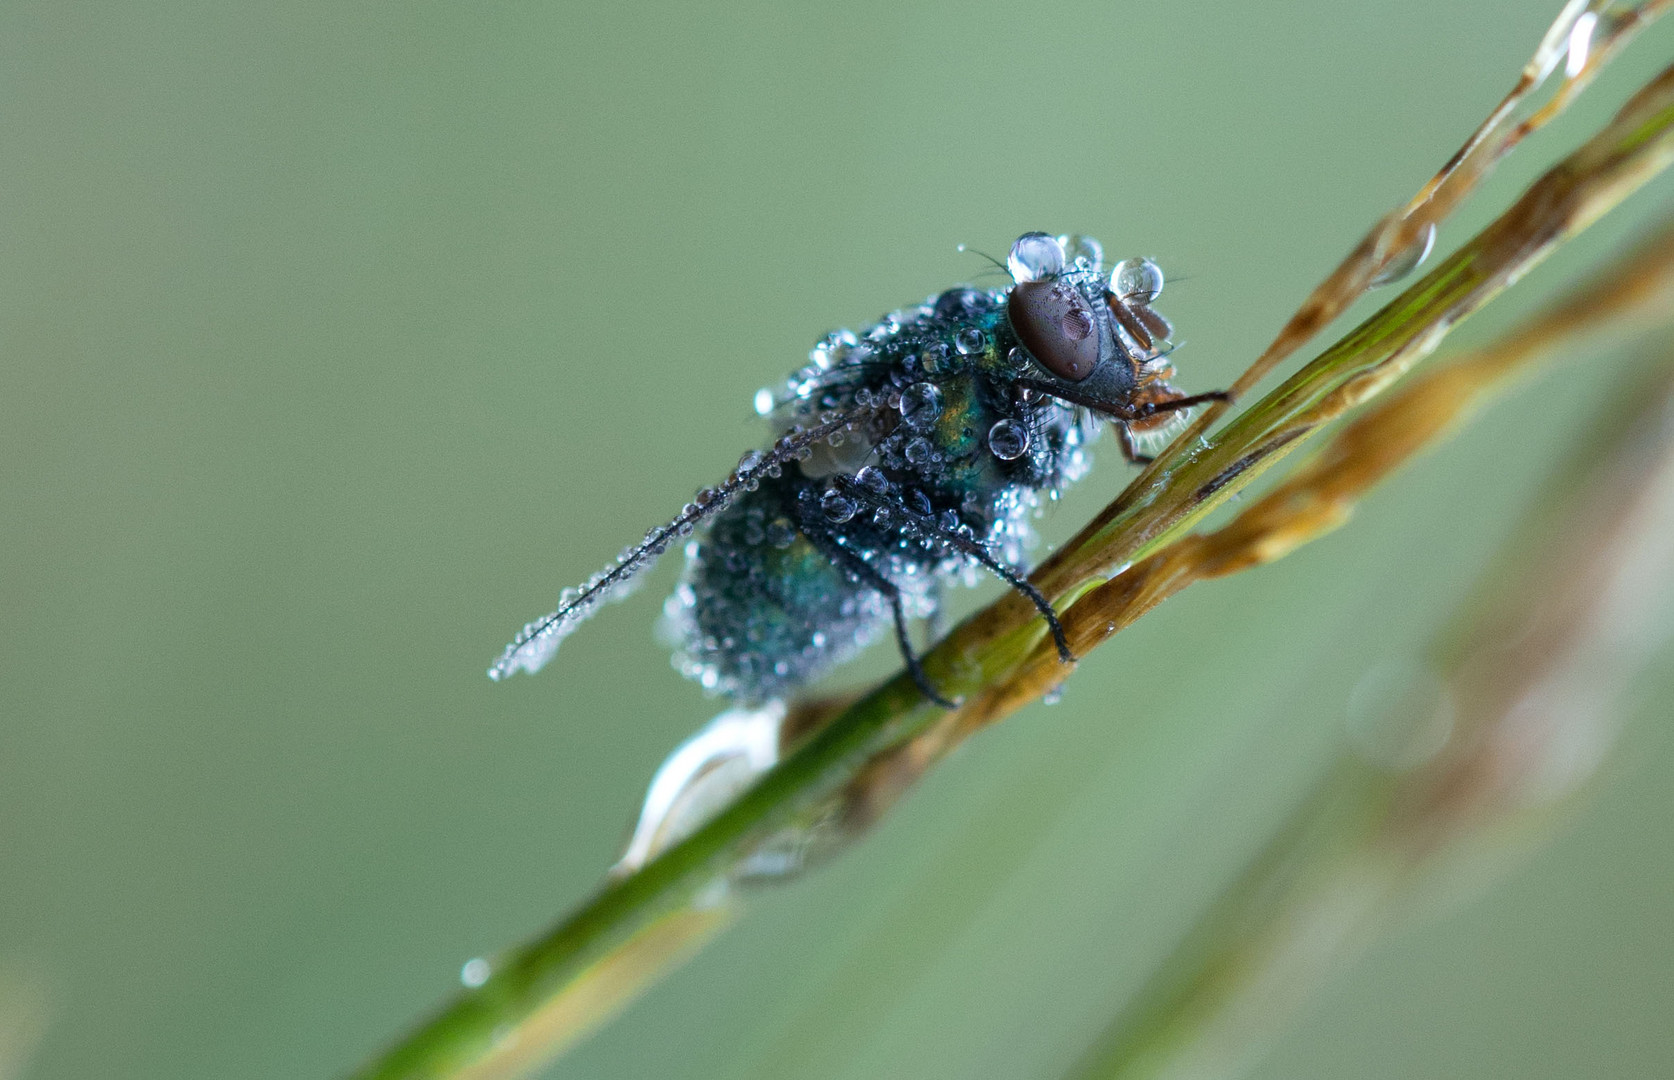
[490,232,1223,706]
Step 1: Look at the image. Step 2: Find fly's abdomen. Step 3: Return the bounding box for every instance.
[662,479,886,703]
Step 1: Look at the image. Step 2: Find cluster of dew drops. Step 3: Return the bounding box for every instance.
[491,233,1139,682]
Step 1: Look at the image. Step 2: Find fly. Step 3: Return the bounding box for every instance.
[489,232,1226,707]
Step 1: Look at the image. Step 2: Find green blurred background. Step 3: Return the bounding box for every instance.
[3,2,1672,1078]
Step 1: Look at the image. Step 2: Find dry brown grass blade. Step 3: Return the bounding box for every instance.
[1018,58,1674,609]
[1065,324,1674,1080]
[1133,0,1670,483]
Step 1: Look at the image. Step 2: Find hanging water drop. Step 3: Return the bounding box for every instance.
[1368,222,1437,288]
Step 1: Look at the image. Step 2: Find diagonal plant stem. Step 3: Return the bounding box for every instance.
[345,19,1674,1080]
[1138,0,1671,482]
[964,213,1674,730]
[1064,329,1674,1080]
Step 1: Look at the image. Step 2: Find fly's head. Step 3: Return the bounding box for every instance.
[998,231,1191,435]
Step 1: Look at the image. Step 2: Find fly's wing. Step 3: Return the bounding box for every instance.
[487,416,854,682]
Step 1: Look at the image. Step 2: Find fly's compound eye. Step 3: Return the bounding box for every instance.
[1007,280,1099,382]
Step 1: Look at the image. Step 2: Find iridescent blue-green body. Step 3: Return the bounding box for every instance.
[490,232,1215,706]
[664,290,1098,703]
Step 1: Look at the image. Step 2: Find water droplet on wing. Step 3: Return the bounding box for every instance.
[821,490,857,523]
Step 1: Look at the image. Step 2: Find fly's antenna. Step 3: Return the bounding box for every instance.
[487,415,856,681]
[956,243,1011,277]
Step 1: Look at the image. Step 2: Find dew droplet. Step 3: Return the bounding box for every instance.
[753,387,774,416]
[461,957,492,988]
[1061,234,1103,268]
[899,382,943,429]
[1008,232,1066,283]
[955,327,986,355]
[933,287,986,320]
[904,436,934,465]
[856,466,889,493]
[821,489,857,523]
[1111,257,1164,303]
[1368,222,1437,288]
[766,519,796,548]
[1566,10,1599,79]
[988,418,1030,460]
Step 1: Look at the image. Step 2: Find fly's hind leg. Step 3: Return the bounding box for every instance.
[890,512,1074,665]
[942,535,1074,665]
[824,475,1077,668]
[803,528,957,709]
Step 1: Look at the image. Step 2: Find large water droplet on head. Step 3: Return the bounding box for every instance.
[988,418,1030,460]
[1060,234,1103,269]
[1111,257,1164,303]
[899,382,942,430]
[1008,232,1066,283]
[955,327,986,356]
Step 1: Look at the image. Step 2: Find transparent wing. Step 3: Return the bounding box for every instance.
[487,416,855,682]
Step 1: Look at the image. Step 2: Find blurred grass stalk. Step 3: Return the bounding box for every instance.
[347,4,1674,1078]
[1067,330,1674,1080]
